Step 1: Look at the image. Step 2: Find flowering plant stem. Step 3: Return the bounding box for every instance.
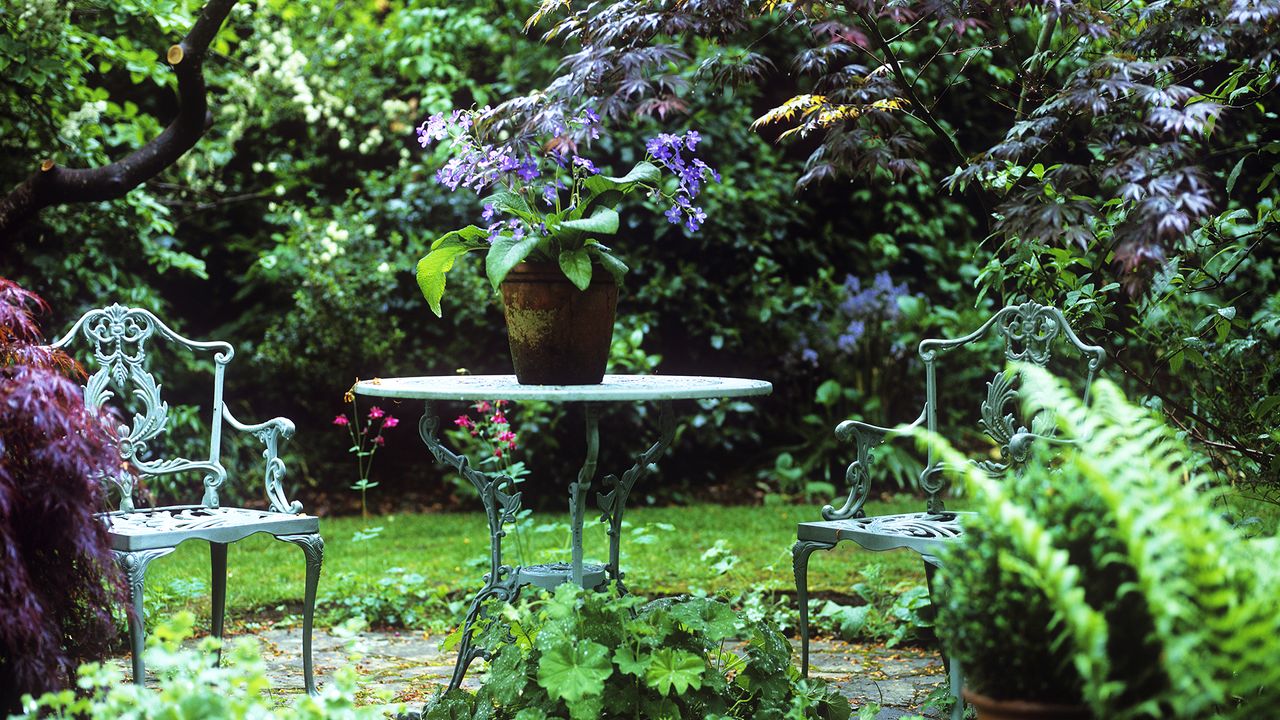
[335,396,399,584]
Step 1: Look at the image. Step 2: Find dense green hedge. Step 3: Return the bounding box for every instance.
[3,0,1277,510]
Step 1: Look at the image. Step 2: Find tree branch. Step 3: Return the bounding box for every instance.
[1015,10,1057,120]
[1111,354,1270,464]
[0,0,239,238]
[848,4,967,168]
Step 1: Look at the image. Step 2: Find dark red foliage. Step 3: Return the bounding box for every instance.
[0,277,124,712]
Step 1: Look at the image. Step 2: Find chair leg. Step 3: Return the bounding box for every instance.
[210,542,228,666]
[114,548,175,685]
[922,556,966,719]
[792,539,836,677]
[278,533,324,696]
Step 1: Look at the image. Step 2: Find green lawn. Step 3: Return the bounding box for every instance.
[146,499,931,622]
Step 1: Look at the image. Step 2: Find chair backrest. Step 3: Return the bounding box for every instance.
[48,304,233,512]
[916,301,1104,513]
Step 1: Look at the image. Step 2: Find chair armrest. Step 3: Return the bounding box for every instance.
[223,406,302,514]
[822,406,927,522]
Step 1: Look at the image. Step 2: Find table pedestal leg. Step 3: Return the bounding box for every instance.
[596,401,676,594]
[569,404,600,587]
[418,402,523,692]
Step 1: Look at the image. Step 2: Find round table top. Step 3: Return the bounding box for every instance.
[353,374,772,402]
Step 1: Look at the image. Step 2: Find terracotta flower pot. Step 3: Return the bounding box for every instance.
[962,689,1091,720]
[499,262,617,385]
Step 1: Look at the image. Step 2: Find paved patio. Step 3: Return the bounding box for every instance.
[233,627,949,718]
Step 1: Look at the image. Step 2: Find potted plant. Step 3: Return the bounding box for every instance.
[415,107,718,384]
[921,365,1280,719]
[417,584,851,720]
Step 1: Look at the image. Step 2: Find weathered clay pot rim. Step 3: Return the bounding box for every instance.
[962,688,1091,718]
[504,260,617,287]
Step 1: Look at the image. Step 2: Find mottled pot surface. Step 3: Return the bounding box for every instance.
[499,262,617,385]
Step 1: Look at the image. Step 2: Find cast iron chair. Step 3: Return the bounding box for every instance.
[792,301,1103,718]
[48,304,324,694]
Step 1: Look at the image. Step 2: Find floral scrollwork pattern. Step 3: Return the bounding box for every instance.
[999,301,1061,365]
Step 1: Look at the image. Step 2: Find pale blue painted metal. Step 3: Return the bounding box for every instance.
[48,304,322,695]
[793,301,1105,720]
[355,374,767,692]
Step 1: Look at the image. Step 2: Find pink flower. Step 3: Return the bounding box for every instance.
[383,416,400,429]
[497,430,516,443]
[491,413,507,425]
[368,406,385,420]
[374,435,386,446]
[493,448,503,458]
[507,441,517,450]
[475,400,491,413]
[495,399,509,407]
[333,415,350,426]
[454,415,474,429]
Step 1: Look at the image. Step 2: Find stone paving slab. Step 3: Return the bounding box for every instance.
[116,628,948,718]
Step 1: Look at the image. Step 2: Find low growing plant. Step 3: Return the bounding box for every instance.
[421,584,850,720]
[12,612,395,719]
[927,365,1280,717]
[321,567,463,632]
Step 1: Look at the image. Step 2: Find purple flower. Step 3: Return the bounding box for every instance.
[572,156,600,175]
[486,222,503,243]
[481,203,496,222]
[684,206,707,232]
[416,113,450,147]
[837,320,866,351]
[801,348,819,366]
[685,130,701,150]
[694,159,721,183]
[512,225,525,240]
[581,107,602,134]
[664,204,683,225]
[517,158,540,181]
[542,185,558,206]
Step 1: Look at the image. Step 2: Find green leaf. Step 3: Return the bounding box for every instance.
[614,645,649,677]
[585,160,662,191]
[484,187,535,220]
[559,248,592,290]
[416,244,473,317]
[559,207,620,235]
[1226,156,1247,195]
[486,235,541,289]
[586,244,629,283]
[815,379,843,406]
[645,648,704,696]
[668,597,739,642]
[536,640,613,703]
[430,224,490,251]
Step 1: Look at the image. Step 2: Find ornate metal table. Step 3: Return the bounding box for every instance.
[353,374,771,690]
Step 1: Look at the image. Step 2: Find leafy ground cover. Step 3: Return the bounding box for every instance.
[144,500,927,634]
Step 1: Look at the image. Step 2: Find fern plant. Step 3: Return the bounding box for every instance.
[924,365,1280,718]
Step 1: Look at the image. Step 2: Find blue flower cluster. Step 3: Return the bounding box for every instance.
[836,272,909,352]
[646,131,720,232]
[417,108,541,194]
[417,106,719,243]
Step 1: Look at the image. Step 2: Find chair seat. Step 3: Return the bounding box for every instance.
[798,511,975,557]
[102,505,320,551]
